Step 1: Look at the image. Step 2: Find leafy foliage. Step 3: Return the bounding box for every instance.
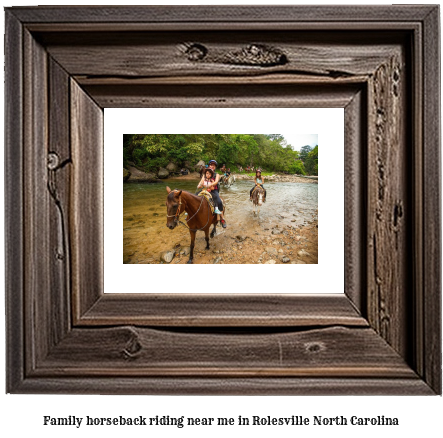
[304,145,318,176]
[299,145,313,162]
[123,134,318,175]
[288,160,306,175]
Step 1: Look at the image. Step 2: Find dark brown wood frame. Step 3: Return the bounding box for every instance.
[5,6,441,394]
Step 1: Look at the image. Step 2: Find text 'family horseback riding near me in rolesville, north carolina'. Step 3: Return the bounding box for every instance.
[42,414,399,428]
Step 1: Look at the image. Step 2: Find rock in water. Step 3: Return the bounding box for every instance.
[265,260,276,264]
[158,167,169,179]
[160,250,175,263]
[126,165,157,182]
[297,249,311,257]
[213,256,222,264]
[123,168,131,182]
[166,162,178,172]
[236,235,247,242]
[281,256,290,263]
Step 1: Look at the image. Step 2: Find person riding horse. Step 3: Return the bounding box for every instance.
[197,167,222,211]
[250,169,266,202]
[198,167,215,192]
[196,160,227,228]
[222,167,232,185]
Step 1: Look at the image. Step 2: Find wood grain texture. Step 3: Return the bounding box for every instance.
[4,5,441,394]
[12,377,434,396]
[4,10,24,393]
[48,58,72,346]
[41,32,401,80]
[36,326,415,378]
[411,17,425,383]
[83,82,361,108]
[8,5,436,23]
[23,29,50,372]
[70,80,104,320]
[344,90,366,314]
[422,6,442,394]
[366,50,409,358]
[79,294,367,327]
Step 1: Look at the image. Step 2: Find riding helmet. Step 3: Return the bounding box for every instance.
[208,160,218,167]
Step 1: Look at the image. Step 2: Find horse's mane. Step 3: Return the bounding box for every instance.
[167,189,200,202]
[181,190,201,201]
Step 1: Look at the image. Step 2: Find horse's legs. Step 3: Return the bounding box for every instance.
[210,223,217,238]
[204,228,210,250]
[187,230,196,264]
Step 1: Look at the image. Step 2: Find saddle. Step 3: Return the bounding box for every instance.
[198,190,215,214]
[252,185,264,197]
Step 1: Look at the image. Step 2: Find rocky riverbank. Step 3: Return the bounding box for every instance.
[124,160,318,185]
[124,160,205,183]
[165,173,318,184]
[154,218,318,265]
[234,174,318,184]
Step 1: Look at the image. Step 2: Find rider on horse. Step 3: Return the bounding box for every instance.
[222,167,232,184]
[250,169,266,202]
[197,160,227,228]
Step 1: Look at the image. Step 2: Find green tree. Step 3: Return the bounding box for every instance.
[304,145,318,175]
[288,160,306,175]
[123,133,308,175]
[299,145,313,163]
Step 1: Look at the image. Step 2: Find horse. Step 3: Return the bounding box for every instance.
[251,185,265,215]
[222,174,235,188]
[165,186,218,264]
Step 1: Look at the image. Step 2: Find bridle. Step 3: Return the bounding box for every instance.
[166,192,183,224]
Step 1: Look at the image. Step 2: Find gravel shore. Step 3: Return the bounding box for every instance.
[167,172,317,184]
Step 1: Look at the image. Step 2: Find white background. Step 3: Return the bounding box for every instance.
[1,1,442,437]
[106,108,344,294]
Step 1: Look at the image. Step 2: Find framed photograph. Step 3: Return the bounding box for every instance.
[5,5,441,394]
[108,108,342,295]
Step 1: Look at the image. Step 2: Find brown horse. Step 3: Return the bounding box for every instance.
[165,186,218,264]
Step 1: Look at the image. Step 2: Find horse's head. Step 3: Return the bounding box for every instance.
[253,187,264,206]
[257,191,264,206]
[165,186,182,230]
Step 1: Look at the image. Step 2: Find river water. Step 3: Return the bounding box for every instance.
[123,178,318,264]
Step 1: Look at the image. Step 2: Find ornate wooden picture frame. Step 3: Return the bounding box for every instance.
[5,6,441,394]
